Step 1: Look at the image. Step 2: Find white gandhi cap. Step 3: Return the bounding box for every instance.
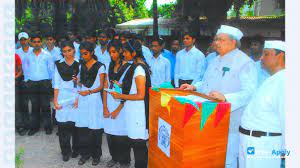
[18,32,29,40]
[264,40,285,52]
[216,25,243,40]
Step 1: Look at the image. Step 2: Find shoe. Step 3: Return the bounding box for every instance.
[56,132,59,136]
[71,151,79,158]
[45,128,52,135]
[92,158,100,166]
[78,157,88,165]
[62,155,70,162]
[28,129,39,136]
[106,159,117,167]
[17,128,28,136]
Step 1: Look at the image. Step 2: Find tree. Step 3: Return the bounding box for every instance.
[148,3,176,18]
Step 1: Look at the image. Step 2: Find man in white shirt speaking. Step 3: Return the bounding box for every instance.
[180,25,257,168]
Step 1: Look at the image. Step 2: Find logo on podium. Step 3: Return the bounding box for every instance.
[158,118,171,157]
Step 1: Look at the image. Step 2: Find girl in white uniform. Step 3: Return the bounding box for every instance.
[75,41,106,166]
[53,41,79,162]
[103,40,131,168]
[110,39,151,168]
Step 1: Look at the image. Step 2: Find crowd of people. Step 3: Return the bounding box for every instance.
[15,24,285,168]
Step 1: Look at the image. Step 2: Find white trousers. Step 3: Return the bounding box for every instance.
[239,133,282,168]
[225,133,239,168]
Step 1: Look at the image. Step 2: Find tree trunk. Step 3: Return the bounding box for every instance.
[153,0,158,38]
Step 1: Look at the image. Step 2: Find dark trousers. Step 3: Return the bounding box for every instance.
[58,121,79,156]
[77,128,103,159]
[130,139,148,168]
[178,79,193,87]
[107,134,131,164]
[28,80,52,130]
[15,79,30,129]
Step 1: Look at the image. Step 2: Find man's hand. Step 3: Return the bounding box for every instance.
[208,91,226,102]
[179,84,196,91]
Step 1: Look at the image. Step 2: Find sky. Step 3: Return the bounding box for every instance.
[145,0,177,9]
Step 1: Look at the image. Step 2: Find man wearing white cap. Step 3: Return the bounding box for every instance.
[180,25,257,168]
[239,40,285,168]
[15,32,33,136]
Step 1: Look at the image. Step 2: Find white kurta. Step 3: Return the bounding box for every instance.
[123,65,148,140]
[104,64,130,136]
[255,60,270,87]
[53,58,79,123]
[239,70,285,168]
[194,48,257,168]
[148,54,171,87]
[174,46,206,87]
[75,63,106,129]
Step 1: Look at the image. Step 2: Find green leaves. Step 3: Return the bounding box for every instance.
[15,147,25,168]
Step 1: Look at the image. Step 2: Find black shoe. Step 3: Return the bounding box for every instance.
[28,129,39,136]
[78,157,88,165]
[71,151,79,158]
[106,159,117,167]
[45,128,52,135]
[56,132,59,136]
[17,128,27,136]
[62,155,70,162]
[92,158,100,166]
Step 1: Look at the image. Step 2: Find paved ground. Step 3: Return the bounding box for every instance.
[15,127,135,168]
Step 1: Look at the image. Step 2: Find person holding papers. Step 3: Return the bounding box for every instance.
[110,40,151,168]
[53,41,80,162]
[76,41,106,166]
[103,40,131,168]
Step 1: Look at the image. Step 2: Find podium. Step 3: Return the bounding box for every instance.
[148,89,231,168]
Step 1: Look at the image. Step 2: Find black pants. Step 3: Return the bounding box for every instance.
[28,80,52,130]
[58,121,79,156]
[15,79,30,129]
[178,79,193,87]
[130,139,148,168]
[107,134,131,164]
[77,128,103,159]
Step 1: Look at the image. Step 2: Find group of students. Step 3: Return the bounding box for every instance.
[15,30,154,167]
[15,26,285,168]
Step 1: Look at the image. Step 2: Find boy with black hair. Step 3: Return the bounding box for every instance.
[174,31,206,87]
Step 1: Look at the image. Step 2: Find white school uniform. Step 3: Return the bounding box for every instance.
[53,58,79,122]
[123,65,148,140]
[104,64,131,136]
[75,62,106,129]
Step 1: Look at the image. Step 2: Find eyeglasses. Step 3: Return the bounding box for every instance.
[99,36,106,38]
